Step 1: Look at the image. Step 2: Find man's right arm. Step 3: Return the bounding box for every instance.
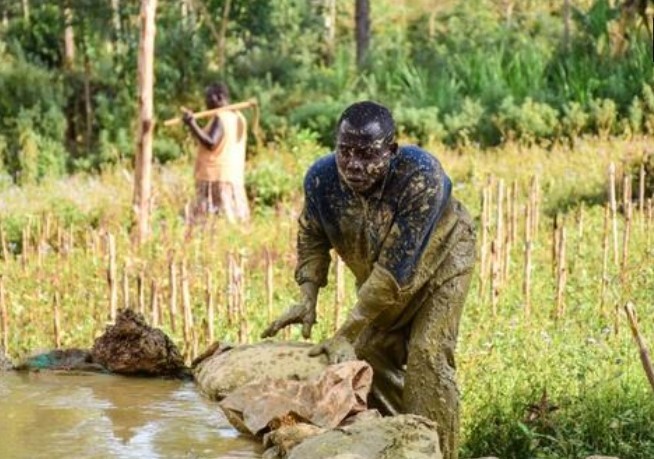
[294,174,332,289]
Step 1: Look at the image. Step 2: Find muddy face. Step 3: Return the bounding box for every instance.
[335,120,397,194]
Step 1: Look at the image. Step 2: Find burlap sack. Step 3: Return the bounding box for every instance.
[193,341,329,400]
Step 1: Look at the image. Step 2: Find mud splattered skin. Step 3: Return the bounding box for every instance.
[295,145,476,459]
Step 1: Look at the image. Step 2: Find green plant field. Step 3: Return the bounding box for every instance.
[1,136,653,458]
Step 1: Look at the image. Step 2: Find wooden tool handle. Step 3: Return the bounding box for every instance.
[163,98,257,127]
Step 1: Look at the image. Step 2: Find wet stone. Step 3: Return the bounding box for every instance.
[193,340,329,400]
[0,348,12,371]
[287,414,442,459]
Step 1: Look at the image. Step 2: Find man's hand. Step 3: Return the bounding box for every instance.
[261,282,318,339]
[182,109,194,126]
[308,336,357,364]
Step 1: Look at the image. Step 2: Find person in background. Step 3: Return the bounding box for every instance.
[183,82,250,224]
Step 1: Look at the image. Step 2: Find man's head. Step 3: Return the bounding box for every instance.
[205,83,229,109]
[335,101,398,194]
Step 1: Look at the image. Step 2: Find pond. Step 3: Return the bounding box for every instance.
[0,372,262,459]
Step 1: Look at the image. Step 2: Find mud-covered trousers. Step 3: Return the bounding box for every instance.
[353,201,475,459]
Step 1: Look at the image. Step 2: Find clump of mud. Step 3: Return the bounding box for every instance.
[91,308,186,377]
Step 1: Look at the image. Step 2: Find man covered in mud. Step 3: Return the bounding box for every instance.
[262,101,476,459]
[183,82,250,223]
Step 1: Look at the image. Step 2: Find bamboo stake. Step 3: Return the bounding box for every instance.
[503,184,512,281]
[624,302,654,394]
[53,290,62,348]
[551,214,560,278]
[137,271,145,314]
[265,248,274,323]
[600,203,610,313]
[648,198,653,254]
[181,259,192,348]
[106,233,117,322]
[490,240,499,317]
[555,227,567,319]
[639,161,646,217]
[150,279,159,327]
[0,225,8,261]
[334,255,345,333]
[496,179,505,285]
[620,200,632,284]
[206,269,214,344]
[168,258,177,332]
[0,275,8,354]
[523,203,532,317]
[609,163,619,264]
[238,252,248,343]
[122,264,130,309]
[531,176,540,240]
[479,186,489,299]
[226,253,234,327]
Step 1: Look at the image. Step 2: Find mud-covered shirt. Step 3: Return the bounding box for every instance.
[295,145,452,290]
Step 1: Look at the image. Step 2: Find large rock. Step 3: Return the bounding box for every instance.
[91,309,185,377]
[193,341,329,400]
[287,414,442,459]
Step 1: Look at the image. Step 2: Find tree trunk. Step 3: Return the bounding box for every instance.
[217,0,232,69]
[563,0,570,51]
[323,0,337,64]
[111,0,122,41]
[355,0,370,69]
[63,4,75,68]
[22,0,29,22]
[133,0,158,246]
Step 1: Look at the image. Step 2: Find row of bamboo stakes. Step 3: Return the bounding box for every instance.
[478,162,653,320]
[0,160,652,373]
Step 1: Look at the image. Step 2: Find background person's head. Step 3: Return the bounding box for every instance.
[205,83,229,109]
[335,101,398,194]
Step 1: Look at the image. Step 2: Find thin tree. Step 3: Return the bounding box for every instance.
[355,0,370,69]
[133,0,158,245]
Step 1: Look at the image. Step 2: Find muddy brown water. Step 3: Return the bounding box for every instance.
[0,372,262,459]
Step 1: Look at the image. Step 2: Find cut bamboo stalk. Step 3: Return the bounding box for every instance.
[555,227,567,319]
[150,279,159,327]
[523,203,532,317]
[0,275,8,354]
[648,198,653,253]
[53,290,62,348]
[503,185,512,281]
[0,225,8,261]
[238,252,248,343]
[623,174,632,215]
[226,253,234,327]
[624,302,654,394]
[137,271,145,314]
[620,200,632,284]
[551,214,560,278]
[531,175,540,240]
[122,264,130,309]
[334,254,345,333]
[490,240,499,317]
[608,163,619,264]
[106,233,117,322]
[265,248,274,323]
[206,269,214,344]
[181,259,192,347]
[639,161,646,217]
[600,203,610,313]
[496,179,505,285]
[479,186,489,299]
[168,258,177,332]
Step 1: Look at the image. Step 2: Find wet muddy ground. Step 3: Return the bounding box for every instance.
[0,372,262,459]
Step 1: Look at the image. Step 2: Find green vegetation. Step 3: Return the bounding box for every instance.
[1,137,653,459]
